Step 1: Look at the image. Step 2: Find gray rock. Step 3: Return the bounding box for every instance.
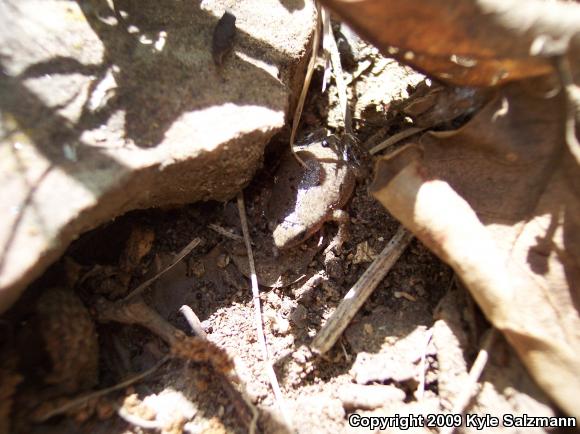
[0,0,315,312]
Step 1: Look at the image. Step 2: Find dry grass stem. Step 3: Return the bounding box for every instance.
[35,356,170,422]
[236,192,291,427]
[208,223,244,242]
[123,237,201,301]
[290,3,321,167]
[439,329,497,434]
[369,127,426,155]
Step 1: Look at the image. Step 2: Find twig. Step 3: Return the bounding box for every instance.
[236,192,291,427]
[416,328,433,401]
[96,264,257,432]
[236,193,266,359]
[320,10,332,94]
[117,406,164,430]
[99,296,258,433]
[311,226,413,354]
[369,127,426,155]
[208,223,244,242]
[322,7,352,134]
[180,306,258,434]
[219,376,259,434]
[123,237,201,301]
[179,305,207,339]
[35,356,170,422]
[290,2,321,167]
[345,59,373,86]
[97,297,182,346]
[439,328,497,434]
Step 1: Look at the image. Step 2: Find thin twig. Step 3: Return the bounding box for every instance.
[96,264,257,432]
[117,406,164,430]
[236,193,266,358]
[290,2,321,167]
[100,299,258,432]
[179,305,258,434]
[219,376,259,434]
[322,7,352,135]
[35,356,170,422]
[236,192,291,427]
[97,297,181,346]
[321,10,332,94]
[179,305,207,339]
[311,226,413,354]
[439,328,497,434]
[369,127,426,155]
[123,237,201,301]
[345,59,373,86]
[208,223,244,242]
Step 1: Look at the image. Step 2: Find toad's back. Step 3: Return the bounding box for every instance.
[267,138,355,250]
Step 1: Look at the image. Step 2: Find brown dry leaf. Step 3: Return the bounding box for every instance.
[371,79,580,418]
[402,82,490,129]
[319,0,580,86]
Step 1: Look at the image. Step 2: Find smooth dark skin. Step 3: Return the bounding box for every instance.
[212,11,236,66]
[267,133,356,251]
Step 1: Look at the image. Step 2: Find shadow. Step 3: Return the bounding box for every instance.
[0,66,131,287]
[1,0,310,158]
[0,0,312,305]
[72,0,293,148]
[56,203,290,432]
[5,0,294,151]
[277,0,306,12]
[0,162,53,281]
[0,0,304,175]
[270,227,453,391]
[479,333,557,416]
[529,206,580,314]
[562,204,580,313]
[0,67,126,191]
[414,78,580,330]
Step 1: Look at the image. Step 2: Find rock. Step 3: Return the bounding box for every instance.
[338,384,406,411]
[0,0,315,312]
[349,326,432,385]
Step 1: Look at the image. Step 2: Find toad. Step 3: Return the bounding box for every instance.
[267,130,357,253]
[229,130,358,286]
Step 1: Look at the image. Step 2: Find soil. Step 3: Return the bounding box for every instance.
[0,22,559,434]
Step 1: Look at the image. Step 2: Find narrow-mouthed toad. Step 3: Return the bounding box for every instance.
[267,130,356,252]
[228,131,357,286]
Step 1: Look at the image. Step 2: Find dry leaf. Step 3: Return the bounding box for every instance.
[371,80,580,418]
[317,0,580,417]
[319,0,580,86]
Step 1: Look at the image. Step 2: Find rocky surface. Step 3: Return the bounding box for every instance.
[0,0,315,312]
